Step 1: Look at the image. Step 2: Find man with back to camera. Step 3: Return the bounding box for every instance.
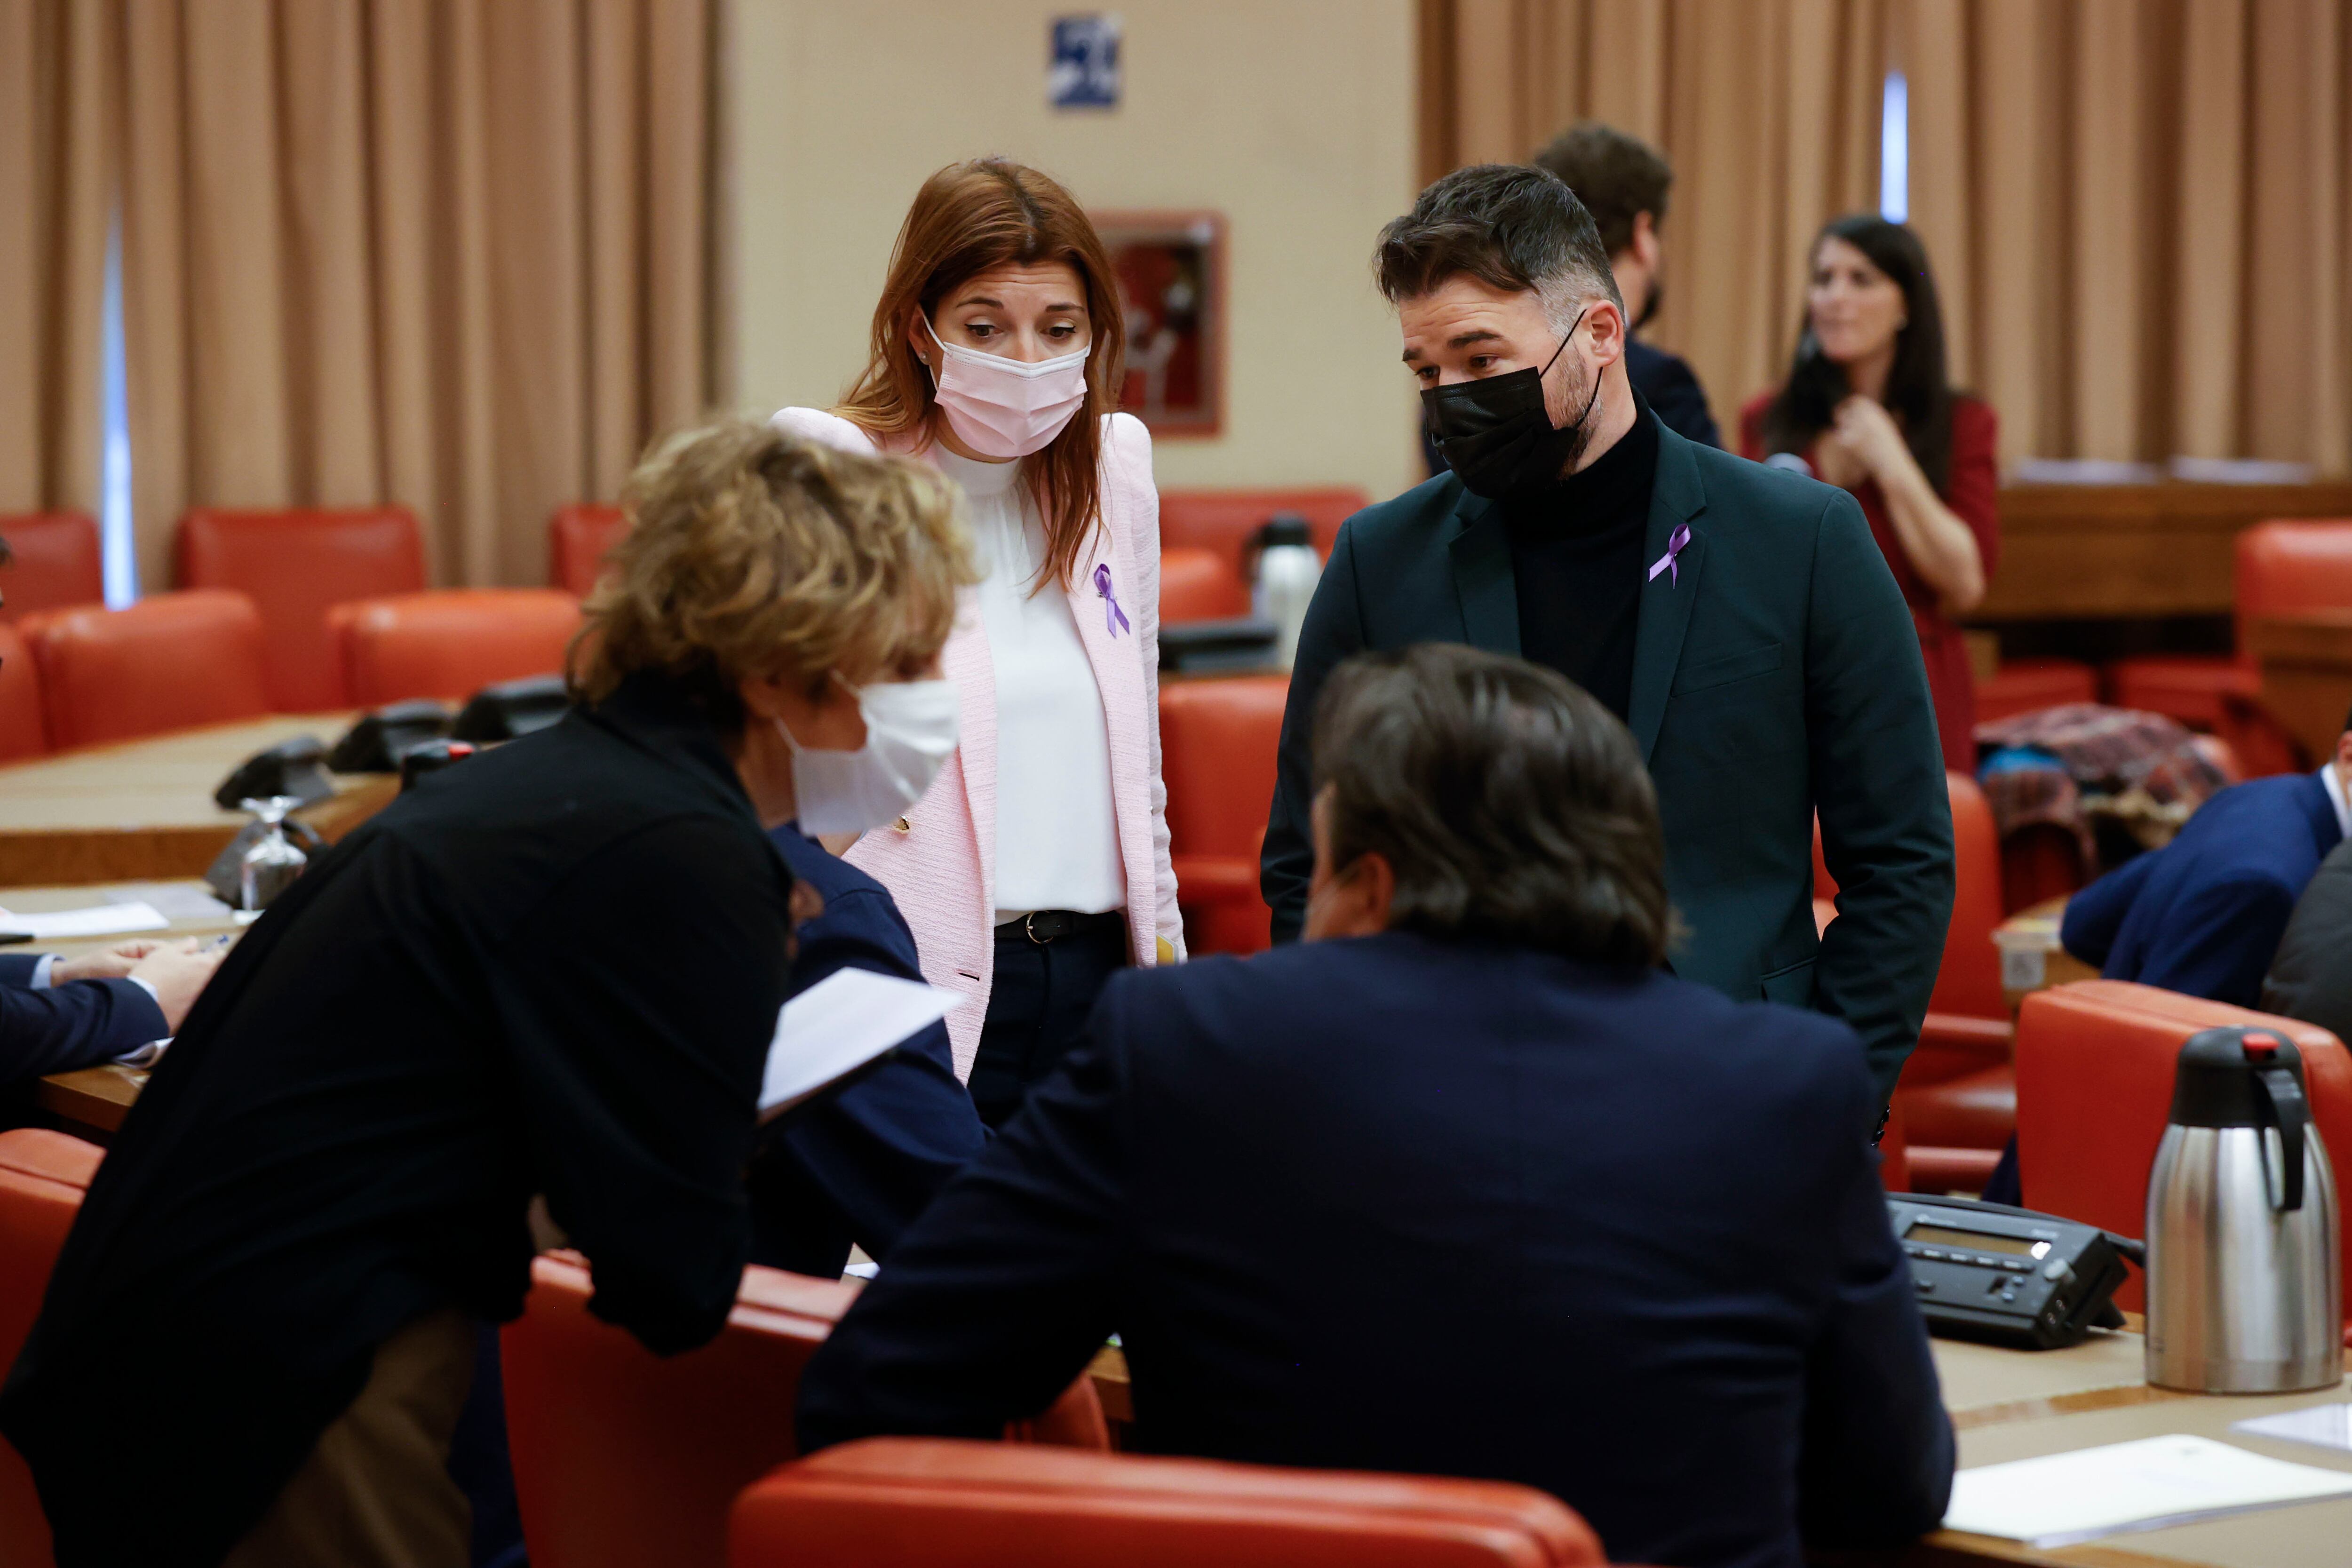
[796,645,1956,1568]
[1533,119,1722,446]
[1264,164,1953,1101]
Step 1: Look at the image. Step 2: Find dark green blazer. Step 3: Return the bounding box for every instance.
[1260,421,1954,1096]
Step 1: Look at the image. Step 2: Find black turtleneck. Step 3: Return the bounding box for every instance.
[1501,397,1661,721]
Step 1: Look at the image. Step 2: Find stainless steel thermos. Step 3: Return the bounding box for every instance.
[2145,1026,2340,1393]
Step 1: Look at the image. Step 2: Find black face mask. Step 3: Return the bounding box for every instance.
[1422,310,1603,500]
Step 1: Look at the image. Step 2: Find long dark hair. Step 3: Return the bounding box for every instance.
[1760,215,1954,492]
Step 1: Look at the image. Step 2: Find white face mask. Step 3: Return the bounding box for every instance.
[923,317,1089,459]
[778,676,960,836]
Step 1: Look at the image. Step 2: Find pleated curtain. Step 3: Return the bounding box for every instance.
[1419,0,2352,474]
[0,0,719,595]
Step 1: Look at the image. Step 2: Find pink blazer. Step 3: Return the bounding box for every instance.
[771,406,1183,1077]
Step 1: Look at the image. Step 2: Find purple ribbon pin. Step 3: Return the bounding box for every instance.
[1093,563,1131,637]
[1648,523,1692,586]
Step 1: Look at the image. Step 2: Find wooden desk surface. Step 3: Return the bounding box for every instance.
[0,714,396,885]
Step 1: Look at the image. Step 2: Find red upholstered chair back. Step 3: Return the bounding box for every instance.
[1157,489,1368,582]
[549,504,629,598]
[731,1439,1608,1568]
[177,508,428,711]
[2235,519,2352,644]
[2015,980,2352,1313]
[1975,658,2098,724]
[0,513,104,624]
[329,589,582,705]
[1159,676,1288,955]
[0,620,46,762]
[506,1257,1107,1568]
[1159,546,1248,624]
[18,590,269,750]
[1929,773,2005,1020]
[0,1129,105,1568]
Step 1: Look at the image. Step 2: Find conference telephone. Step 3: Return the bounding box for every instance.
[1886,1195,2139,1350]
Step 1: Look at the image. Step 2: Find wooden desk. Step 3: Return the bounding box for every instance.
[1086,1332,2350,1566]
[0,714,394,885]
[2247,612,2352,765]
[1977,482,2352,622]
[8,878,249,1140]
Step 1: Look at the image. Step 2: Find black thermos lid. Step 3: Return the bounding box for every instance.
[2167,1026,2307,1128]
[1256,512,1312,549]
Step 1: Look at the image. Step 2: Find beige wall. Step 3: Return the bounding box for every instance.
[726,0,1422,502]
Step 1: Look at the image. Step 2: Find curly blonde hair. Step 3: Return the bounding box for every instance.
[573,420,975,730]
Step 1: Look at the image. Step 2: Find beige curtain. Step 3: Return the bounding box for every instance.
[1906,0,2352,474]
[14,0,717,596]
[1420,0,1889,446]
[0,0,111,517]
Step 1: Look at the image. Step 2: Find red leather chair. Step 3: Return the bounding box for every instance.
[550,504,629,598]
[0,620,47,762]
[18,590,270,750]
[2015,980,2352,1314]
[0,1129,106,1568]
[1160,546,1248,624]
[329,589,582,705]
[1159,676,1287,955]
[2108,519,2352,775]
[1157,488,1368,583]
[505,1254,1106,1568]
[731,1439,1610,1568]
[1895,773,2015,1193]
[0,513,104,623]
[1975,658,2098,724]
[177,507,428,711]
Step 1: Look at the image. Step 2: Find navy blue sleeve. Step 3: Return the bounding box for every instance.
[2134,871,2299,1008]
[1796,1061,1955,1547]
[0,954,43,987]
[0,977,170,1087]
[796,979,1130,1453]
[2060,851,2158,970]
[749,880,985,1277]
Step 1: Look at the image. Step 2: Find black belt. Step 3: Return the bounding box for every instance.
[996,910,1126,944]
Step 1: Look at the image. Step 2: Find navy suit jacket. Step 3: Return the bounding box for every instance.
[796,933,1953,1568]
[1626,337,1723,448]
[2062,770,2344,1006]
[745,826,986,1276]
[0,954,167,1087]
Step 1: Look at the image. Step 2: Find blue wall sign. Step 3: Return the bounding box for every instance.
[1049,15,1122,110]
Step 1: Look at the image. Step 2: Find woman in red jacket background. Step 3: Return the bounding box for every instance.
[1742,215,1999,769]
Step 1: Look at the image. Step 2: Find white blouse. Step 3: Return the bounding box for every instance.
[934,446,1128,925]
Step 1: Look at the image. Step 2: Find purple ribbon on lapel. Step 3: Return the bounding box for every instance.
[1093,563,1131,637]
[1647,523,1692,586]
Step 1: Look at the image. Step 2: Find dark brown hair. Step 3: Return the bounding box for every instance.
[1311,644,1672,966]
[1374,163,1621,320]
[835,157,1126,592]
[1760,215,1955,491]
[1531,121,1673,259]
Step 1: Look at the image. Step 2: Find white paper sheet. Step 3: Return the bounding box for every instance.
[0,901,172,941]
[2234,1403,2352,1457]
[1943,1433,2352,1547]
[759,968,958,1117]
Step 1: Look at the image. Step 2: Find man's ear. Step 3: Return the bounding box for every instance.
[1630,209,1662,271]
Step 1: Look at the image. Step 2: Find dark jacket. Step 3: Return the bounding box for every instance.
[0,954,168,1085]
[1264,421,1954,1096]
[747,826,986,1277]
[795,933,1954,1568]
[2263,834,2352,1038]
[2063,769,2343,1007]
[1,672,796,1568]
[1627,337,1722,448]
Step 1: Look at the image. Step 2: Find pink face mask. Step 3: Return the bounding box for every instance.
[923,318,1090,459]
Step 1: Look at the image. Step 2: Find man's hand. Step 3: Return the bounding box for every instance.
[50,940,166,985]
[128,939,227,1033]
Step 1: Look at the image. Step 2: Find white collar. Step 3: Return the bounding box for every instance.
[2322,761,2352,844]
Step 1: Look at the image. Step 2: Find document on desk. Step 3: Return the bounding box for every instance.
[759,969,957,1120]
[2234,1402,2352,1456]
[1943,1433,2352,1547]
[0,901,171,941]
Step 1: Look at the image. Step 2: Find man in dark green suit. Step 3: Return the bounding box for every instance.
[1263,165,1952,1098]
